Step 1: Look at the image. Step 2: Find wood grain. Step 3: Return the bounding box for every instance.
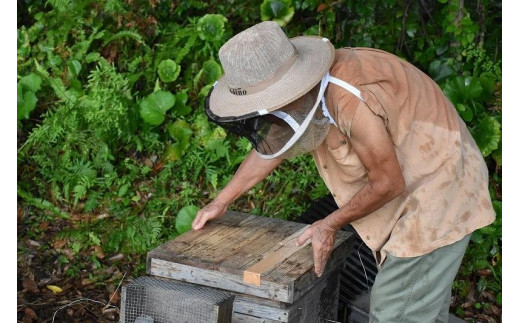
[243,226,310,286]
[147,211,354,303]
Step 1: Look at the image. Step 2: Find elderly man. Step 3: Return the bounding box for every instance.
[191,21,495,322]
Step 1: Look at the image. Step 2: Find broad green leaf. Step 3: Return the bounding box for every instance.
[471,116,501,157]
[17,83,23,106]
[435,45,449,56]
[202,59,223,85]
[68,60,82,77]
[406,26,417,38]
[164,144,184,162]
[428,60,454,83]
[456,103,473,122]
[139,91,176,125]
[261,0,295,26]
[479,73,496,102]
[168,119,193,143]
[196,14,228,42]
[173,91,191,116]
[175,205,200,234]
[198,83,213,98]
[118,183,130,197]
[303,25,320,36]
[85,52,101,63]
[212,126,227,140]
[157,59,181,83]
[19,73,42,92]
[17,78,39,120]
[20,91,38,120]
[492,139,501,167]
[165,120,193,162]
[443,76,483,105]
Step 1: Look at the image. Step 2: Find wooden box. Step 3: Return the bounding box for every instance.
[147,211,354,322]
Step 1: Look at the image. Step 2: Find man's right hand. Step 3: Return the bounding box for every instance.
[191,150,283,231]
[192,199,228,230]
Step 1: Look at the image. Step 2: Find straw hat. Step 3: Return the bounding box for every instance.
[208,21,335,119]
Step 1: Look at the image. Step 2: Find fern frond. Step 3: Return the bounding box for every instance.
[103,30,144,46]
[17,188,70,219]
[45,0,71,10]
[175,33,197,64]
[34,59,77,103]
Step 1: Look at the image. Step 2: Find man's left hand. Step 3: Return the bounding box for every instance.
[296,219,338,277]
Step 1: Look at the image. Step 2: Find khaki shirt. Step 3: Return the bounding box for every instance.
[312,48,496,265]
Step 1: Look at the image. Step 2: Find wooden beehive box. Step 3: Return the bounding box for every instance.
[147,211,354,322]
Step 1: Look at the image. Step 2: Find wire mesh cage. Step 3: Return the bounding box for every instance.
[120,276,235,323]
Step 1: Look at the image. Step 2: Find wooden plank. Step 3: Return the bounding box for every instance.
[147,211,355,303]
[233,296,289,322]
[243,226,310,286]
[148,212,302,276]
[232,312,282,323]
[287,232,353,303]
[150,258,293,302]
[218,220,303,274]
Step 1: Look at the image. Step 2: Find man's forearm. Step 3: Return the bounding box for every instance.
[324,179,404,231]
[215,150,283,205]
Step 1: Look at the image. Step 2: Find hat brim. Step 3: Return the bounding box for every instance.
[208,36,335,119]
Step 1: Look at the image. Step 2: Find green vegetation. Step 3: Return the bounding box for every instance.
[17,0,501,320]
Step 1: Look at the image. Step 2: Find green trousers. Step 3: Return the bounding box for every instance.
[369,234,471,323]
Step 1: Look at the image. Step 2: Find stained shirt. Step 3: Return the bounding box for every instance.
[311,48,496,266]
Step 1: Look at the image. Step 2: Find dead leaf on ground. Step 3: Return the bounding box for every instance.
[27,240,41,248]
[53,239,67,249]
[462,301,474,309]
[46,285,63,294]
[38,221,50,230]
[23,278,40,293]
[93,245,105,259]
[108,290,120,304]
[489,304,501,316]
[23,307,37,323]
[18,207,24,222]
[478,269,492,277]
[81,278,93,286]
[108,253,124,262]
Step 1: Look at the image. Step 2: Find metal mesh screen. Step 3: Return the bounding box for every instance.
[120,276,235,323]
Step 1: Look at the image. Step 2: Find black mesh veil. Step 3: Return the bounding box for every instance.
[205,82,329,158]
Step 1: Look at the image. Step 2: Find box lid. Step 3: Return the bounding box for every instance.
[147,211,353,303]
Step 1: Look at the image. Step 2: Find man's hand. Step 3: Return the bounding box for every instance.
[192,200,228,230]
[296,219,338,277]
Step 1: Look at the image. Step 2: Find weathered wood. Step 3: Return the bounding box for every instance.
[233,296,289,322]
[232,312,282,323]
[287,268,341,323]
[232,269,342,323]
[286,233,354,302]
[147,211,354,303]
[150,258,289,302]
[243,226,310,286]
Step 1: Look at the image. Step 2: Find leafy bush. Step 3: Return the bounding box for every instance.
[17,0,501,319]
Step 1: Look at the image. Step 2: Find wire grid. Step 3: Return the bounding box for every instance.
[121,276,234,323]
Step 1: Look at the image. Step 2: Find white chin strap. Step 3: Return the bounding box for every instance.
[257,73,363,159]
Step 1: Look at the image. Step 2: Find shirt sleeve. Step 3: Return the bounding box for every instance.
[330,49,390,138]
